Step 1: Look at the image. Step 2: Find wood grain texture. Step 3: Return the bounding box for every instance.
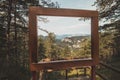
[30,6,98,17]
[31,59,93,71]
[29,6,99,80]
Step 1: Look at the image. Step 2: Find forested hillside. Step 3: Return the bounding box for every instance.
[38,34,91,61]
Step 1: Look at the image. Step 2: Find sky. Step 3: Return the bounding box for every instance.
[38,0,96,36]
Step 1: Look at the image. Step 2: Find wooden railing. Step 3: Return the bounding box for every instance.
[96,62,120,80]
[63,62,120,80]
[64,66,90,80]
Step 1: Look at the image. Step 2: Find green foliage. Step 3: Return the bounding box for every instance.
[38,35,46,60]
[99,31,114,61]
[79,38,91,58]
[0,0,59,80]
[94,0,120,21]
[38,34,91,61]
[95,0,120,59]
[95,0,120,79]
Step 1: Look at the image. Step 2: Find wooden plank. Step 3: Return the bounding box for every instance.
[29,9,38,64]
[100,62,120,73]
[29,6,98,17]
[29,10,38,80]
[30,59,94,71]
[69,76,90,80]
[31,71,38,80]
[91,17,99,64]
[91,66,96,80]
[96,71,108,80]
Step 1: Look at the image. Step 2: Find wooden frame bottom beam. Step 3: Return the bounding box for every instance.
[30,59,94,71]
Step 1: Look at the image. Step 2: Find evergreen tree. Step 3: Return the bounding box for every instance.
[95,0,120,57]
[0,0,59,80]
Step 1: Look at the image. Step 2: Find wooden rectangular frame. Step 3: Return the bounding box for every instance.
[29,6,99,71]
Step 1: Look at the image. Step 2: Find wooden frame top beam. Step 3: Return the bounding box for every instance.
[29,6,98,17]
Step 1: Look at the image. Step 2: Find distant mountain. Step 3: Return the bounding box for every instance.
[56,34,90,40]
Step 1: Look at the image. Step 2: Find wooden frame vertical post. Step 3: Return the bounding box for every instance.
[91,17,99,64]
[29,8,38,80]
[91,16,99,80]
[91,66,96,80]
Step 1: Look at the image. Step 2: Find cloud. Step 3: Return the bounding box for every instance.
[38,21,91,35]
[53,23,91,34]
[47,16,65,22]
[38,15,91,35]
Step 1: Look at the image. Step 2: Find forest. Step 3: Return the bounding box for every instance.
[0,0,120,80]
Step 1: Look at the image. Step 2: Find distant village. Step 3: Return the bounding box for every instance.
[61,36,89,49]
